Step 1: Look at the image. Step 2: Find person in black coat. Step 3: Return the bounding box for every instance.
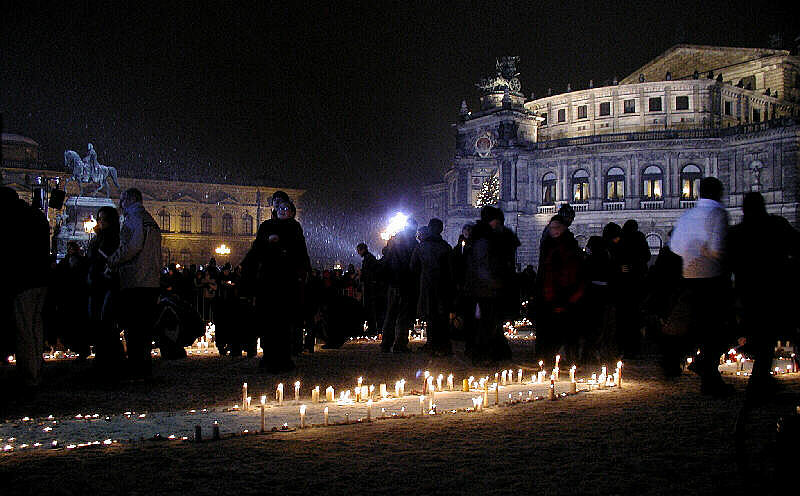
[615,219,651,357]
[243,198,310,373]
[86,205,121,373]
[380,219,419,353]
[728,192,800,400]
[410,219,453,356]
[356,242,381,335]
[464,206,518,364]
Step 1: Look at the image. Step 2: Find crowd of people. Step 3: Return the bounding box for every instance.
[2,177,798,402]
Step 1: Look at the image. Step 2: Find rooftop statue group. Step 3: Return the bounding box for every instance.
[64,143,120,197]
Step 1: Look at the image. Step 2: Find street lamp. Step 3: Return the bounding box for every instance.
[380,212,408,241]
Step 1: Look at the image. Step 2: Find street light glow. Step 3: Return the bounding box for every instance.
[380,212,408,240]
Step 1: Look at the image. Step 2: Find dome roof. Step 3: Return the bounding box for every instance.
[2,133,40,147]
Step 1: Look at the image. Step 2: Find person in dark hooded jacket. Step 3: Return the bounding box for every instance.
[410,218,453,356]
[380,219,419,353]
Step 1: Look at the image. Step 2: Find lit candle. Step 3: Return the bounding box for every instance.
[213,421,220,440]
[494,381,499,405]
[260,405,265,432]
[616,361,623,388]
[395,381,402,397]
[549,378,556,400]
[367,399,373,421]
[326,386,334,402]
[299,405,306,428]
[501,370,507,385]
[427,376,434,395]
[591,373,597,387]
[553,367,559,382]
[312,386,320,403]
[242,382,248,411]
[380,383,387,399]
[260,395,267,407]
[483,381,489,407]
[462,378,469,392]
[437,374,443,391]
[294,381,301,403]
[539,360,544,371]
[423,371,430,394]
[323,407,329,425]
[277,383,284,404]
[570,365,576,383]
[472,397,481,411]
[495,372,499,386]
[246,396,252,411]
[555,354,561,369]
[447,374,454,391]
[517,369,523,384]
[599,366,607,389]
[401,406,406,417]
[357,377,363,401]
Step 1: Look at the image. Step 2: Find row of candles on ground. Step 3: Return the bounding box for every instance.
[232,357,624,426]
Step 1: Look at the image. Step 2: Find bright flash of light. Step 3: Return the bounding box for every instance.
[380,212,408,240]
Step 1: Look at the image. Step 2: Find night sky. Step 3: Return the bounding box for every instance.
[3,1,799,215]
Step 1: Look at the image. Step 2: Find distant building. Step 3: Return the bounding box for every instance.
[421,45,800,267]
[1,133,304,266]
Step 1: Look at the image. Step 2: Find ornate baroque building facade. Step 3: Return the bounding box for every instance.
[1,134,304,267]
[421,45,800,266]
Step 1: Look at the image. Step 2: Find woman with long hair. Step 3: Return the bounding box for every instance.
[86,205,121,375]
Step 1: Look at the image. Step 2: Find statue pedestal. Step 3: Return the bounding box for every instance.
[54,196,117,256]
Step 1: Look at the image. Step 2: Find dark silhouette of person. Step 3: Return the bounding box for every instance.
[380,218,419,353]
[356,242,380,334]
[728,192,800,402]
[616,219,651,357]
[86,205,121,375]
[465,206,518,364]
[410,218,453,356]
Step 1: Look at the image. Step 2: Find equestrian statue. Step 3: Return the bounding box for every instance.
[64,143,120,197]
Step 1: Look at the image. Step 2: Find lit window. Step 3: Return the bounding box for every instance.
[577,105,587,119]
[624,99,636,114]
[572,169,590,203]
[680,164,702,200]
[648,97,662,112]
[605,167,625,200]
[599,102,611,116]
[642,166,663,200]
[675,96,689,110]
[541,172,557,205]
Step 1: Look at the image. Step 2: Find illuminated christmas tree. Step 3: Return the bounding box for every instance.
[476,174,500,207]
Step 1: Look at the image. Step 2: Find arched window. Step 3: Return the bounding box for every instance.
[680,164,702,200]
[646,233,663,254]
[158,209,171,232]
[201,211,213,234]
[605,167,625,200]
[180,211,192,233]
[241,213,254,235]
[222,213,233,234]
[642,166,663,200]
[572,169,590,203]
[541,172,557,205]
